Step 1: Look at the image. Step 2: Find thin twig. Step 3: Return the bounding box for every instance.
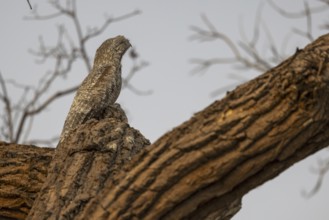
[83,10,141,43]
[0,73,13,142]
[291,1,314,41]
[302,158,329,198]
[268,0,328,18]
[14,85,79,143]
[190,14,270,74]
[122,60,152,95]
[27,0,32,9]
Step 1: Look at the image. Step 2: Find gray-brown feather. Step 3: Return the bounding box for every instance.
[58,36,130,143]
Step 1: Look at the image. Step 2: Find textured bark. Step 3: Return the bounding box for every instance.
[1,34,329,220]
[0,142,53,219]
[27,105,150,219]
[79,34,329,219]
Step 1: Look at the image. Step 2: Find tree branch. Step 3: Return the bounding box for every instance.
[16,33,329,220]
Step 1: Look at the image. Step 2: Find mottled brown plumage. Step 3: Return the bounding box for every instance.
[59,36,131,143]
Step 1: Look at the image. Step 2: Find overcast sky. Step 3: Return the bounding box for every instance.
[1,0,329,219]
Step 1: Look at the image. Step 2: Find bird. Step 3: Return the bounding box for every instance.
[58,35,131,144]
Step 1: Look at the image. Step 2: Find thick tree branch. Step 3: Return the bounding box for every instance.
[27,105,150,219]
[0,142,53,220]
[2,34,329,220]
[78,34,329,219]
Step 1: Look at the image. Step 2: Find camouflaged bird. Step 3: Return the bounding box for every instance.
[59,36,131,143]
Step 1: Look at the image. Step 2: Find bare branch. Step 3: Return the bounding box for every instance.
[190,58,237,74]
[123,60,153,95]
[14,85,78,143]
[27,0,32,9]
[189,0,329,79]
[24,0,74,20]
[24,6,63,20]
[302,157,329,197]
[13,45,75,143]
[28,85,79,116]
[5,79,35,91]
[238,42,272,69]
[83,10,141,43]
[239,1,264,48]
[261,22,282,64]
[0,73,13,142]
[125,84,153,96]
[268,0,328,18]
[291,1,314,41]
[190,14,271,74]
[190,0,329,195]
[190,14,241,57]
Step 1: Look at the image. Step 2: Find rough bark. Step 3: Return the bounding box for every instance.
[77,34,329,220]
[27,105,150,219]
[0,142,53,219]
[1,34,329,220]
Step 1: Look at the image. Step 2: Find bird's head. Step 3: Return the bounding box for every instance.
[93,35,131,67]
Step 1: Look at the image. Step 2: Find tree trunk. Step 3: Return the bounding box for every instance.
[2,34,329,220]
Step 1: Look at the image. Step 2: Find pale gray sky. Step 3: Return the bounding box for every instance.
[0,0,329,219]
